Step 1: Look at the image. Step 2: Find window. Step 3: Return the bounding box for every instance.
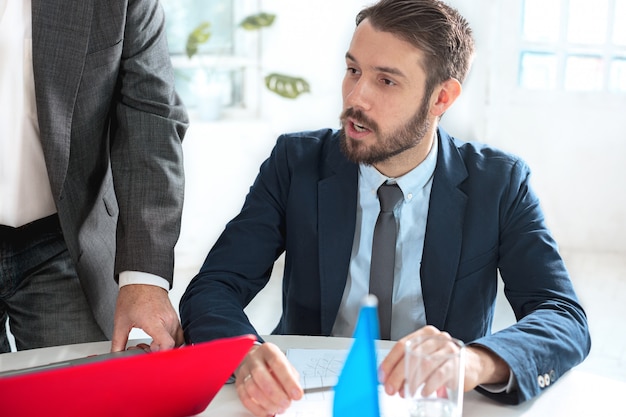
[519,0,626,92]
[161,0,260,115]
[162,0,235,55]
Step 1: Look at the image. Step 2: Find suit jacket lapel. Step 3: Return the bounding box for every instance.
[318,138,359,335]
[31,0,93,199]
[421,130,468,329]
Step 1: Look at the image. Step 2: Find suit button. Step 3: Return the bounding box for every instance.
[538,375,545,388]
[544,373,551,386]
[549,370,556,382]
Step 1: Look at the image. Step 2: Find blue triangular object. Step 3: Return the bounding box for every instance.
[333,295,381,417]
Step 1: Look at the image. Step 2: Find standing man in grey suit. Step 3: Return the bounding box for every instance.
[0,0,188,352]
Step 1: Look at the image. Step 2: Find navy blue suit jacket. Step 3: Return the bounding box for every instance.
[180,128,590,403]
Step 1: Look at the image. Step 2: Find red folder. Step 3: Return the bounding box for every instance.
[0,334,256,417]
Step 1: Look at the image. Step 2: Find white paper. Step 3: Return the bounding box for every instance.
[280,348,406,417]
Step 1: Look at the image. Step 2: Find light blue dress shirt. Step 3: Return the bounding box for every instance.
[332,139,438,340]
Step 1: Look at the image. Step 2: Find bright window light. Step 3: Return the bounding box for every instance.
[567,0,609,45]
[519,0,626,93]
[614,0,626,46]
[564,55,604,91]
[609,58,626,92]
[522,0,561,43]
[520,52,558,90]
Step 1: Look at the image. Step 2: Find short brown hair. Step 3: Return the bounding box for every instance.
[356,0,475,90]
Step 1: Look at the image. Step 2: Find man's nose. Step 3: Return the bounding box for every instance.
[344,78,372,111]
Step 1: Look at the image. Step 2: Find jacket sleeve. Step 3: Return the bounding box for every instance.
[110,0,188,284]
[472,158,590,404]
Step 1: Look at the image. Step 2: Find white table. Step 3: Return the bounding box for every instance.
[1,335,624,417]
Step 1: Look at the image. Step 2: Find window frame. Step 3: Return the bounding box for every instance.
[493,0,626,108]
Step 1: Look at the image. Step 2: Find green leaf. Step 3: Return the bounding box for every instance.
[264,73,310,99]
[186,22,212,58]
[239,13,276,30]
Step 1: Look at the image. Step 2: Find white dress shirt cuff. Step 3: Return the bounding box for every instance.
[118,271,170,291]
[479,371,517,394]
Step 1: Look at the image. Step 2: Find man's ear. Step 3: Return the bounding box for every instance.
[430,78,462,117]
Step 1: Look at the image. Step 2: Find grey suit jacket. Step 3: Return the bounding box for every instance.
[32,0,188,337]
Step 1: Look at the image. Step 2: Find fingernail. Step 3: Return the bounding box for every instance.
[378,368,385,383]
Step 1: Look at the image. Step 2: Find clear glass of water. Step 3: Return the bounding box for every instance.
[405,335,465,417]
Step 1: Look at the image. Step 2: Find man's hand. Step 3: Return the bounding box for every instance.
[463,344,511,390]
[378,325,510,396]
[111,284,184,352]
[235,343,303,417]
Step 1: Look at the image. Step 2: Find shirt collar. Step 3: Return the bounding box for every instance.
[358,136,439,200]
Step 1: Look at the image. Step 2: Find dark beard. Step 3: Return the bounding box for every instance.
[339,94,432,165]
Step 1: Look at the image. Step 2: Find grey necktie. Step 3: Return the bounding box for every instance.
[369,182,403,340]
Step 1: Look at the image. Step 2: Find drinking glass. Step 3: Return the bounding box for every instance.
[404,334,465,417]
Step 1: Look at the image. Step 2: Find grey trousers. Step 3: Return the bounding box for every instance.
[0,215,106,353]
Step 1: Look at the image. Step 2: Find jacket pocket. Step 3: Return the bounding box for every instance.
[83,39,123,73]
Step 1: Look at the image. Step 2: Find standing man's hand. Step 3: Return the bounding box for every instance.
[111,284,184,352]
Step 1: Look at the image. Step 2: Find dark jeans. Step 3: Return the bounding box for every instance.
[0,215,106,352]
